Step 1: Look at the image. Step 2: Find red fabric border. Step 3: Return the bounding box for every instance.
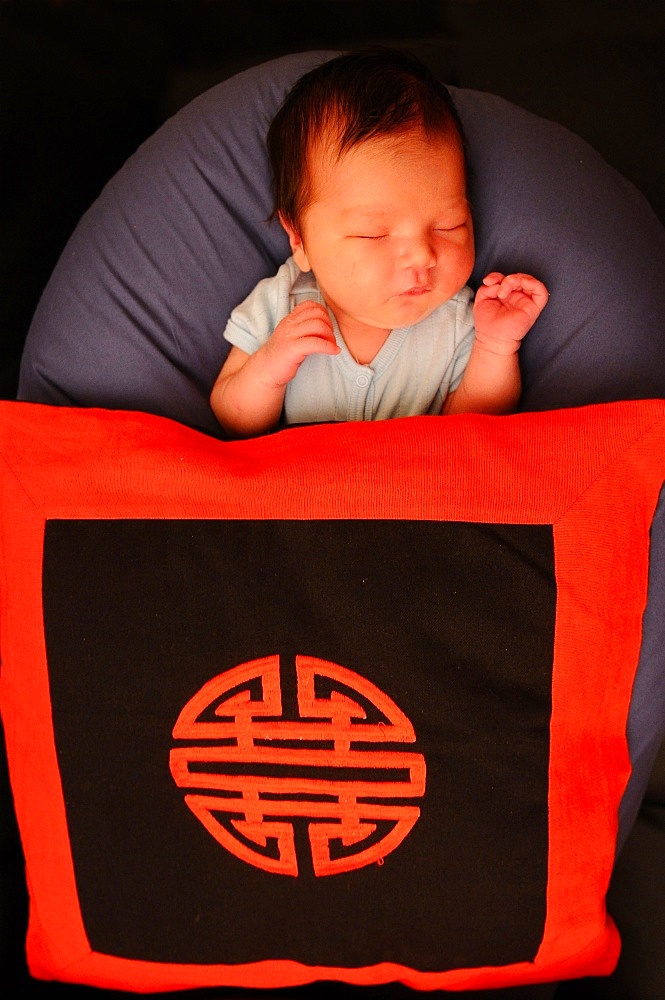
[2,400,665,991]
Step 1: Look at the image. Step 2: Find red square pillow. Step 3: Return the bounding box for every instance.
[1,399,664,992]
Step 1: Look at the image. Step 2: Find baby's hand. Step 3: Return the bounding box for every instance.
[473,272,549,355]
[261,301,340,386]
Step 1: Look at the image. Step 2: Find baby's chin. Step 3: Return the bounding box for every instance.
[332,292,448,337]
[383,292,446,329]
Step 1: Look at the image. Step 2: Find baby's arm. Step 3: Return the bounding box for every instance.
[210,301,340,437]
[442,272,548,416]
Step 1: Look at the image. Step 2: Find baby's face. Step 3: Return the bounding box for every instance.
[281,128,474,342]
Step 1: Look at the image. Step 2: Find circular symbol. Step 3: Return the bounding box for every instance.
[170,655,426,876]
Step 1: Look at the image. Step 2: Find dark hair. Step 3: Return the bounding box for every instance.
[267,47,465,231]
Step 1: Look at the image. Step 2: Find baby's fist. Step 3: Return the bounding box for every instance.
[262,301,339,386]
[473,272,549,354]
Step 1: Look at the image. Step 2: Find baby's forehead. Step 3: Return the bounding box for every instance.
[299,131,468,227]
[295,121,467,227]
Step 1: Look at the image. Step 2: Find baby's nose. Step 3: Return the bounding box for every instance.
[401,236,436,270]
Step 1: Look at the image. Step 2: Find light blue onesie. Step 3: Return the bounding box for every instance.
[223,257,475,425]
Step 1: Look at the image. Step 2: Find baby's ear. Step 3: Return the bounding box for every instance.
[278,213,312,272]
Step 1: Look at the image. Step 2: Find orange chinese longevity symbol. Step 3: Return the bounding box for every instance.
[170,655,426,876]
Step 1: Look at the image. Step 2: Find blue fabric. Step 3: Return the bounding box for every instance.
[18,50,665,847]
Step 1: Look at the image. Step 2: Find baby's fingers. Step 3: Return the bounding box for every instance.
[295,316,339,353]
[481,271,506,287]
[289,300,332,324]
[497,273,549,303]
[299,334,341,357]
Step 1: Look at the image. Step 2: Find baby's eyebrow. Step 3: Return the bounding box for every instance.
[341,206,391,219]
[342,199,470,220]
